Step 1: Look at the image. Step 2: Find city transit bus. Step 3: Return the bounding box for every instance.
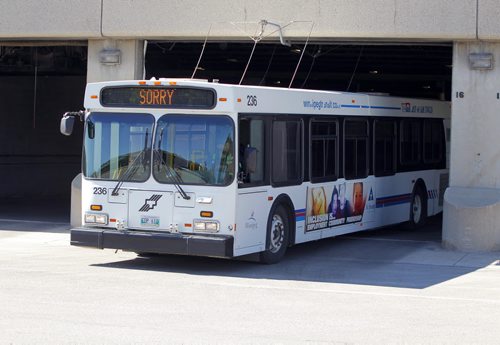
[61,78,450,263]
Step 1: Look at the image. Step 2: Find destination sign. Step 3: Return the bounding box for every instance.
[100,87,216,109]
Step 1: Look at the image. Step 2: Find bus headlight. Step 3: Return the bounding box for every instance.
[193,220,219,232]
[85,213,109,225]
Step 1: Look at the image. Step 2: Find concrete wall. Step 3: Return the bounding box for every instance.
[442,41,500,251]
[449,42,500,189]
[478,0,500,40]
[0,0,496,41]
[87,39,144,82]
[0,0,102,39]
[100,0,476,40]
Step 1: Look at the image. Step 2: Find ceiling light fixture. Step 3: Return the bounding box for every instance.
[469,53,493,70]
[99,49,121,65]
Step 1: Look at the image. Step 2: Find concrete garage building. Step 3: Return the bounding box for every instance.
[0,0,499,251]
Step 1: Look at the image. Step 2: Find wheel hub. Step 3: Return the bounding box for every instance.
[413,194,422,223]
[270,214,284,253]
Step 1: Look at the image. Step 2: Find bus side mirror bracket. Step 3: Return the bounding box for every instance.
[60,111,85,136]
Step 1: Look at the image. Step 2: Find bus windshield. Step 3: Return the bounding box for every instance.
[83,112,154,181]
[153,115,235,186]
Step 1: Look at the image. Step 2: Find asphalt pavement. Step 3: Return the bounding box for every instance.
[0,200,499,344]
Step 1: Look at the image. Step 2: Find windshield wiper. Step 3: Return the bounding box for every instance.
[155,129,190,200]
[111,129,149,196]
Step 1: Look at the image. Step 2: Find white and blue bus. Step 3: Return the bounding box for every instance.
[61,78,450,263]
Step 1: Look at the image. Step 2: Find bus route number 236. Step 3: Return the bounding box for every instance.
[93,187,107,195]
[247,95,258,106]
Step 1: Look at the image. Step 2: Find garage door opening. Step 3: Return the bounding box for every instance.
[145,42,452,101]
[0,44,86,209]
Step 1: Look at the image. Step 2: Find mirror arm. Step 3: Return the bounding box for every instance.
[63,110,86,122]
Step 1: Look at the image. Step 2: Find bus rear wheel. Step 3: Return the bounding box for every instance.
[260,205,289,264]
[408,187,427,229]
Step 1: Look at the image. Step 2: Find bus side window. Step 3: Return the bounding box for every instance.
[344,119,369,180]
[374,120,396,176]
[400,119,422,166]
[423,120,444,164]
[272,119,302,186]
[310,118,338,182]
[238,118,265,186]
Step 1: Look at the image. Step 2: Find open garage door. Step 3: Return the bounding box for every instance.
[0,43,86,202]
[145,42,452,101]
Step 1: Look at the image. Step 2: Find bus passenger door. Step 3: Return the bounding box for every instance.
[236,190,269,255]
[235,117,269,255]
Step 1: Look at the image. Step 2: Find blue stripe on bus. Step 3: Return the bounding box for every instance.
[295,208,306,222]
[376,199,410,208]
[376,193,412,208]
[340,105,401,110]
[370,106,401,110]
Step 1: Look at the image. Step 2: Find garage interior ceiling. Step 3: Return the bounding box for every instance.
[0,42,453,101]
[0,45,87,75]
[146,41,452,101]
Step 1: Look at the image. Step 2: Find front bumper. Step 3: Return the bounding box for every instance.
[70,228,234,258]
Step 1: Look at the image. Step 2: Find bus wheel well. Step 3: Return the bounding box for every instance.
[413,179,428,204]
[272,194,296,246]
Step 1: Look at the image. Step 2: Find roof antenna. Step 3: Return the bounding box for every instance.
[346,46,364,92]
[300,46,321,88]
[142,39,148,79]
[191,24,213,79]
[239,20,292,85]
[261,20,291,47]
[289,22,315,88]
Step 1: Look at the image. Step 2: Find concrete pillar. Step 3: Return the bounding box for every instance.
[87,39,145,82]
[443,41,500,252]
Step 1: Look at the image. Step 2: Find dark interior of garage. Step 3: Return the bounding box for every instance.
[146,42,452,101]
[0,45,87,204]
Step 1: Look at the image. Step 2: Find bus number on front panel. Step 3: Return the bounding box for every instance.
[93,187,107,195]
[247,95,258,106]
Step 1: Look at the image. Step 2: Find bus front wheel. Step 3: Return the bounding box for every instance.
[260,205,289,264]
[408,187,427,229]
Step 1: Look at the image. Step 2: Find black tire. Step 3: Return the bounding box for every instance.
[259,205,290,264]
[407,186,427,229]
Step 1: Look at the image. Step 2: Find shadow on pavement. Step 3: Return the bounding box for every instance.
[91,215,497,289]
[0,198,70,233]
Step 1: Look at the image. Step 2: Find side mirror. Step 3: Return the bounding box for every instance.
[60,115,75,136]
[244,147,257,174]
[60,110,85,136]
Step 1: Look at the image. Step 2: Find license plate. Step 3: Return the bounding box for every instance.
[140,216,160,227]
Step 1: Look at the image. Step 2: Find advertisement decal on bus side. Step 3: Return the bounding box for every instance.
[306,182,375,232]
